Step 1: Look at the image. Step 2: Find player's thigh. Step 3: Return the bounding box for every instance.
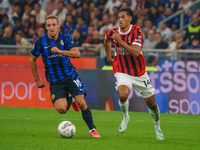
[131,72,155,99]
[54,98,68,113]
[114,73,132,101]
[114,73,132,91]
[65,72,86,98]
[50,82,68,105]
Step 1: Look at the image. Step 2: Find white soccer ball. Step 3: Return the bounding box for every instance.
[57,121,76,138]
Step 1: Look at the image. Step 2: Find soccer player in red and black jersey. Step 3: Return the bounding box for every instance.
[104,8,164,140]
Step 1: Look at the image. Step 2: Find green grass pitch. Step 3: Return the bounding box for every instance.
[0,106,200,150]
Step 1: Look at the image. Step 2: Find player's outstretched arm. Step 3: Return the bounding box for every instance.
[111,30,140,57]
[51,47,80,58]
[29,54,45,88]
[104,38,114,65]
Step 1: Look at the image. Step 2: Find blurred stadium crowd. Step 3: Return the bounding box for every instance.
[0,0,200,57]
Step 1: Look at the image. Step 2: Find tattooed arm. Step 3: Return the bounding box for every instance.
[104,38,113,65]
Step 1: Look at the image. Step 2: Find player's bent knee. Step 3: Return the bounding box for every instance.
[119,93,128,102]
[56,107,67,114]
[118,90,129,102]
[77,100,87,110]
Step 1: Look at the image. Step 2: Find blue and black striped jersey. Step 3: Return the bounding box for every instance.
[31,32,77,83]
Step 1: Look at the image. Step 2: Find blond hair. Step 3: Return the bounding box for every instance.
[45,15,59,23]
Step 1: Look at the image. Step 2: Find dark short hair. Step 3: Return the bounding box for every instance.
[67,14,73,17]
[17,30,25,36]
[15,33,22,37]
[154,32,162,36]
[25,4,31,7]
[191,35,200,41]
[147,55,157,64]
[150,5,157,9]
[158,3,165,8]
[15,4,21,7]
[113,6,119,10]
[29,15,36,19]
[78,16,86,22]
[34,3,41,7]
[94,6,100,11]
[38,26,45,30]
[2,14,8,19]
[145,19,153,23]
[118,7,133,17]
[75,28,82,35]
[58,1,64,5]
[88,24,94,28]
[14,18,21,23]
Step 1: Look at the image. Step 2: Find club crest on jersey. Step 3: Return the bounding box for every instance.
[60,40,64,45]
[117,47,127,55]
[51,94,55,100]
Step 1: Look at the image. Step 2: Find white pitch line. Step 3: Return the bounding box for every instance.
[0,116,199,124]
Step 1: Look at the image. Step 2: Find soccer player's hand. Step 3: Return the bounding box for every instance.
[107,58,114,65]
[35,79,46,88]
[110,29,121,42]
[51,47,61,54]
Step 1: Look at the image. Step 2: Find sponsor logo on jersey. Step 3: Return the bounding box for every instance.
[117,47,129,55]
[128,36,131,44]
[134,39,141,42]
[44,45,51,49]
[48,54,65,58]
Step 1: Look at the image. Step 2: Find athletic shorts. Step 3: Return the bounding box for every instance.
[114,72,155,98]
[50,72,86,104]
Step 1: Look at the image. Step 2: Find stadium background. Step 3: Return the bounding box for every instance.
[0,0,200,115]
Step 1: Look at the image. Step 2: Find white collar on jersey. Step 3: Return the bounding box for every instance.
[118,25,132,35]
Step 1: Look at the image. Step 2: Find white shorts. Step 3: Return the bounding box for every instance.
[114,72,155,98]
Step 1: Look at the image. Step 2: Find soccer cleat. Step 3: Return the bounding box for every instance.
[71,97,80,111]
[119,117,130,133]
[154,127,165,140]
[89,130,101,137]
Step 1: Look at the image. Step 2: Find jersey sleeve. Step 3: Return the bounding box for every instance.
[64,35,77,50]
[31,38,41,57]
[132,26,143,47]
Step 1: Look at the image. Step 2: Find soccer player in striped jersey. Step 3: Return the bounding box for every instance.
[30,15,100,137]
[104,8,164,140]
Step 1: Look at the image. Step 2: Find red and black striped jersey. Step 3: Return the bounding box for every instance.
[105,25,146,77]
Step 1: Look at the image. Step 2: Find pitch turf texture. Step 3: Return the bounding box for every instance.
[0,107,200,150]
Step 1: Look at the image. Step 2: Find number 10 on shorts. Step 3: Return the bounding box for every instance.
[73,79,82,87]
